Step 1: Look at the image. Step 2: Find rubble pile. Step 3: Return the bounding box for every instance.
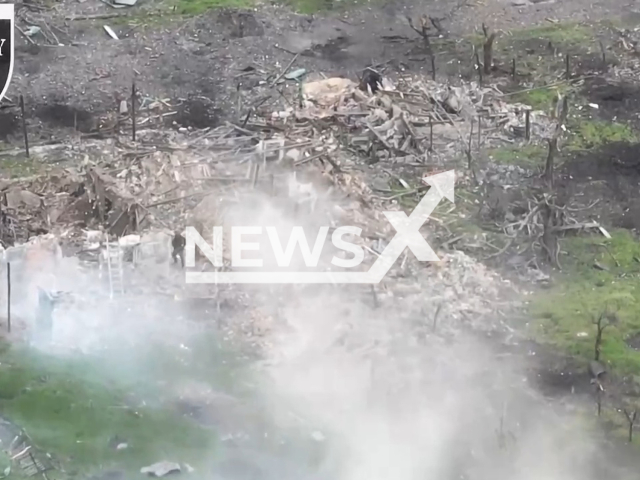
[617,26,640,55]
[270,74,553,165]
[0,72,556,251]
[0,71,545,353]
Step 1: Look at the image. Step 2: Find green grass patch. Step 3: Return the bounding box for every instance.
[0,156,43,179]
[528,230,640,376]
[468,21,600,87]
[134,331,258,399]
[513,88,561,111]
[512,84,573,112]
[567,120,639,150]
[282,0,332,14]
[506,23,593,45]
[487,144,546,168]
[175,0,251,15]
[290,0,378,14]
[469,22,593,49]
[106,12,185,28]
[0,342,213,476]
[171,0,375,15]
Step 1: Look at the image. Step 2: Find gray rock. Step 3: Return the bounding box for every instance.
[141,461,182,477]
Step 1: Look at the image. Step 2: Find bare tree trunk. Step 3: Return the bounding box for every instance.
[483,32,496,75]
[544,138,557,187]
[595,318,604,361]
[540,202,559,268]
[474,49,483,84]
[624,409,637,443]
[560,97,569,123]
[406,15,432,56]
[545,95,569,187]
[593,307,616,361]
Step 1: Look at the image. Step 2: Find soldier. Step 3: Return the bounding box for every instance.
[172,230,186,268]
[359,68,382,94]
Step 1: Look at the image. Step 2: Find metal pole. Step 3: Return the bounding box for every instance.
[19,96,29,158]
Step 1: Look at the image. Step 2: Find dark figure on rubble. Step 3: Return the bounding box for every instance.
[172,231,186,268]
[35,287,56,345]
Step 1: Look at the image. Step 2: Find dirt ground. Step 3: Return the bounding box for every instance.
[3,0,639,144]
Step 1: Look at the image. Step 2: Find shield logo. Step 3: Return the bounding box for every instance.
[0,4,13,102]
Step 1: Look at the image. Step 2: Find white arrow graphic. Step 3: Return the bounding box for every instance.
[186,169,455,284]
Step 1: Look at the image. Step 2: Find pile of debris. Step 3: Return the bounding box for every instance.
[270,73,553,164]
[0,68,558,350]
[0,70,557,255]
[0,165,143,248]
[0,421,52,478]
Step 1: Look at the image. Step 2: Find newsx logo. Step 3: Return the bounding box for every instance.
[186,224,366,269]
[184,170,455,285]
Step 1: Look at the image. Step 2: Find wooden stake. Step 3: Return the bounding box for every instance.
[251,162,260,189]
[544,137,558,187]
[430,54,436,81]
[241,108,252,128]
[565,54,570,80]
[7,262,10,334]
[467,117,474,170]
[432,303,442,333]
[19,96,29,158]
[429,116,433,152]
[474,50,483,85]
[131,81,137,142]
[599,41,606,69]
[525,109,531,141]
[511,58,516,79]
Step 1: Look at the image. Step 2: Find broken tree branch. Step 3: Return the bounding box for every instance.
[406,15,433,56]
[593,304,618,362]
[270,53,300,87]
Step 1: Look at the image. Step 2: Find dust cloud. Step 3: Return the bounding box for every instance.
[258,288,599,480]
[0,182,624,480]
[189,185,607,480]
